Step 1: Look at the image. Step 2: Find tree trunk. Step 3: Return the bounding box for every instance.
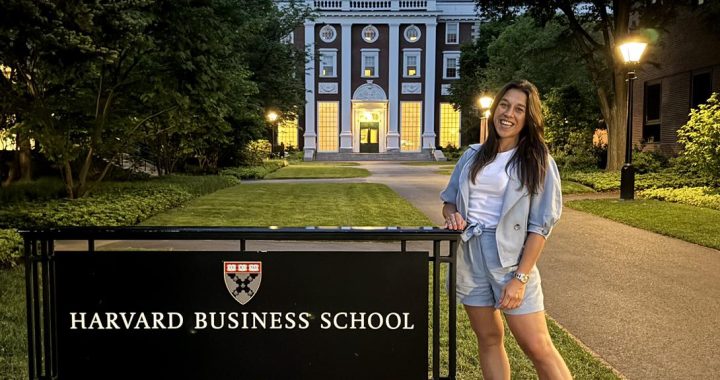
[62,161,75,199]
[17,133,32,181]
[606,67,629,170]
[76,147,94,198]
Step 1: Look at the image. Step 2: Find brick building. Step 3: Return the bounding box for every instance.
[632,5,720,154]
[277,0,478,160]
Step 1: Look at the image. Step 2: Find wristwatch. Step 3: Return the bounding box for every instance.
[513,272,530,284]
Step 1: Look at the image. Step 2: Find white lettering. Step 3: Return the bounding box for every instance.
[298,312,311,329]
[227,312,239,329]
[252,312,266,329]
[168,312,183,329]
[151,312,166,329]
[120,312,136,329]
[402,313,415,329]
[70,312,86,330]
[194,312,207,329]
[385,313,401,330]
[135,313,151,329]
[319,312,332,329]
[367,313,383,330]
[284,312,296,329]
[105,313,120,329]
[270,312,283,329]
[350,312,366,329]
[89,313,104,329]
[333,312,348,329]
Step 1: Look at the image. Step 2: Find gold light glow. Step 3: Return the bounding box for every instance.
[266,111,279,122]
[478,96,493,110]
[618,41,648,64]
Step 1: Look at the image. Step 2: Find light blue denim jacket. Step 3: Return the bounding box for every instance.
[440,144,562,267]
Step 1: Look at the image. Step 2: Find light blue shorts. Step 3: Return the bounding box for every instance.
[456,227,544,315]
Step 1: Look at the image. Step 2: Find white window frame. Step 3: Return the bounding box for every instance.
[361,25,379,43]
[445,22,459,44]
[404,25,421,43]
[319,25,337,43]
[319,48,337,78]
[403,49,422,78]
[361,49,380,78]
[443,51,461,80]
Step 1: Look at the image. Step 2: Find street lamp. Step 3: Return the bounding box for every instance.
[618,39,648,200]
[478,95,493,144]
[266,111,279,153]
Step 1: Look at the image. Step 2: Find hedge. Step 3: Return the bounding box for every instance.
[639,187,720,211]
[0,175,237,267]
[562,170,716,192]
[219,160,287,180]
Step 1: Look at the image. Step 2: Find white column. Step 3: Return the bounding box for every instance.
[304,21,317,159]
[387,21,401,152]
[422,21,437,150]
[340,22,353,152]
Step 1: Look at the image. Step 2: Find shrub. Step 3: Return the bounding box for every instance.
[219,160,287,180]
[241,139,272,166]
[639,187,720,211]
[632,149,669,174]
[0,177,66,204]
[0,229,22,267]
[676,92,720,181]
[562,170,715,192]
[0,175,237,267]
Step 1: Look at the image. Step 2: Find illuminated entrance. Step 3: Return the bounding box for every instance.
[352,82,388,153]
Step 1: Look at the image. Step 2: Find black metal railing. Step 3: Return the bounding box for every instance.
[21,226,460,380]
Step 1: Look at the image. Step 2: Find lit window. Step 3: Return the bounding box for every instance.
[277,118,299,149]
[439,103,461,149]
[362,25,379,43]
[361,49,379,78]
[320,25,337,43]
[443,52,461,79]
[317,102,339,152]
[401,102,422,152]
[445,23,459,44]
[404,25,421,43]
[403,49,421,78]
[319,49,337,78]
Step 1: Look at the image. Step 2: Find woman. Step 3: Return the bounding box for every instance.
[441,80,571,379]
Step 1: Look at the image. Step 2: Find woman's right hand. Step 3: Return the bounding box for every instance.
[442,203,466,231]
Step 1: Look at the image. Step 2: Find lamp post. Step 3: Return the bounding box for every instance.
[266,111,279,154]
[618,40,648,200]
[478,96,493,144]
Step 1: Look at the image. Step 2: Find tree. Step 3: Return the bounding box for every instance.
[475,1,690,170]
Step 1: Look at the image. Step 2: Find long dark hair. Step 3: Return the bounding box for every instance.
[469,80,548,195]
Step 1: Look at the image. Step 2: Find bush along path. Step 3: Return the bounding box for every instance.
[0,175,238,267]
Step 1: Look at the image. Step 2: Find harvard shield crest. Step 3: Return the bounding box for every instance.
[224,261,262,305]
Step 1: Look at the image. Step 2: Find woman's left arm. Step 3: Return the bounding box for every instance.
[499,157,562,310]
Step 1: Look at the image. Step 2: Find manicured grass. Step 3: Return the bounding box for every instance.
[435,166,456,176]
[562,180,596,195]
[142,183,431,227]
[264,165,369,179]
[0,266,26,380]
[567,199,720,250]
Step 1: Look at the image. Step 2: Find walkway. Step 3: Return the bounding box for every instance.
[355,161,720,380]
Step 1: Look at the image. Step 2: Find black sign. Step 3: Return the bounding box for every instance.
[54,251,428,379]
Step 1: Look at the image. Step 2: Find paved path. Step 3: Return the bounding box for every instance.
[353,161,720,380]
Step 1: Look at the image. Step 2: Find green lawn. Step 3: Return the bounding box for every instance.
[402,161,458,166]
[567,199,720,250]
[141,183,429,226]
[561,180,596,195]
[264,165,369,179]
[2,182,620,379]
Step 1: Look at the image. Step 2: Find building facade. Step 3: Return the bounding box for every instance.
[279,0,478,160]
[631,5,720,154]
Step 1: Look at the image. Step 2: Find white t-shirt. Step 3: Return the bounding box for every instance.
[467,148,516,228]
